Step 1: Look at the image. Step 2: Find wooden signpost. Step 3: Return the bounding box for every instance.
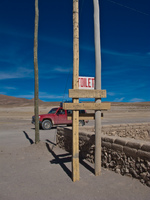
[63,102,110,110]
[69,89,106,98]
[63,0,110,182]
[72,0,80,182]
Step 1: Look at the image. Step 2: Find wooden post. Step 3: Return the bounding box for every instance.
[93,0,102,175]
[34,0,40,144]
[72,0,79,182]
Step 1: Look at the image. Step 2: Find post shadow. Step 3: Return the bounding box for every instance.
[45,139,56,146]
[79,158,94,174]
[23,131,34,144]
[45,143,72,179]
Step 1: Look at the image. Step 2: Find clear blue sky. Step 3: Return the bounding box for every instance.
[0,0,150,102]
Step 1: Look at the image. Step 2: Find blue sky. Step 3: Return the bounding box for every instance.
[0,0,150,102]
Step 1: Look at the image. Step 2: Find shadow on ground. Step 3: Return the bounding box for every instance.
[22,132,94,180]
[45,141,94,180]
[23,131,34,144]
[46,142,72,179]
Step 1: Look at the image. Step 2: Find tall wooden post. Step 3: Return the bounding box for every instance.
[93,0,102,175]
[34,0,40,144]
[63,0,110,181]
[72,0,79,182]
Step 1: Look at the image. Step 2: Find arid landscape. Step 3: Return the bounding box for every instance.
[0,94,150,200]
[0,94,150,128]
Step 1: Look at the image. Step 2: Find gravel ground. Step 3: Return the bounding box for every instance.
[0,105,150,200]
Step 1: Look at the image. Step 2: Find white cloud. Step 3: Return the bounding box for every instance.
[0,27,32,40]
[129,98,145,102]
[16,92,66,101]
[0,91,6,95]
[4,86,17,90]
[40,95,63,99]
[0,67,33,80]
[103,49,150,67]
[53,67,72,73]
[114,97,125,102]
[107,92,115,96]
[16,94,34,99]
[39,92,64,99]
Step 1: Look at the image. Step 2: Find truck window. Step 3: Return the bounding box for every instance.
[67,110,72,114]
[48,108,58,114]
[57,109,65,115]
[79,110,85,114]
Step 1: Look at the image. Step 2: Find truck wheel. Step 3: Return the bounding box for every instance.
[42,120,52,130]
[79,120,85,126]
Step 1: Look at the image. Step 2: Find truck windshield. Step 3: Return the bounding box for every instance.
[48,108,58,114]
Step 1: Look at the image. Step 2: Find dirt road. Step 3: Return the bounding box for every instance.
[0,105,150,200]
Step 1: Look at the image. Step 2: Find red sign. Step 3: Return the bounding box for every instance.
[78,76,95,89]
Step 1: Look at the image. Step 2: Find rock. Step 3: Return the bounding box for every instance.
[115,168,121,174]
[140,179,145,184]
[141,163,147,172]
[140,172,148,180]
[146,161,150,168]
[136,163,140,169]
[109,161,116,168]
[126,173,132,178]
[125,168,129,173]
[137,157,141,162]
[108,154,111,163]
[129,162,135,168]
[146,181,150,187]
[129,168,139,178]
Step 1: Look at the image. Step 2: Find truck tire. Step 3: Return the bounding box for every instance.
[42,120,52,130]
[79,120,85,126]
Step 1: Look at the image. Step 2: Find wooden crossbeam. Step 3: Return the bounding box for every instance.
[67,113,103,120]
[69,89,106,98]
[63,102,111,110]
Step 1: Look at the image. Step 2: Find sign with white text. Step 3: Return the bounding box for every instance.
[78,76,95,89]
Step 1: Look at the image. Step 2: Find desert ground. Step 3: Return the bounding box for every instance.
[0,96,150,200]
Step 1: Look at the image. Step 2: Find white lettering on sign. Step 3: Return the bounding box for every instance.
[78,76,95,89]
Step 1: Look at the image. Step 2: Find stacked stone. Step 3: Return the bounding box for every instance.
[56,127,72,153]
[102,123,150,141]
[56,125,150,187]
[101,147,150,187]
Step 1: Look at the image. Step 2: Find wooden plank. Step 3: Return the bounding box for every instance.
[69,89,106,98]
[72,108,79,181]
[68,115,94,120]
[63,102,111,110]
[68,113,95,120]
[72,0,79,182]
[67,113,103,120]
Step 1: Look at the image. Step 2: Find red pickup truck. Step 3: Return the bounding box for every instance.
[32,107,87,130]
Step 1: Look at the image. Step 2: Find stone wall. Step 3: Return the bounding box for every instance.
[56,123,150,187]
[102,123,150,140]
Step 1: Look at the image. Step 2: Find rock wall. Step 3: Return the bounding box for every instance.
[56,123,150,187]
[102,123,150,140]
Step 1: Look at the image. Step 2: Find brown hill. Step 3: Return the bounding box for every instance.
[110,101,150,107]
[0,94,60,107]
[0,94,149,107]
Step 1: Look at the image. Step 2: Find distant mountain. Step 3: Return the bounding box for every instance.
[0,94,149,107]
[0,94,60,107]
[109,101,150,106]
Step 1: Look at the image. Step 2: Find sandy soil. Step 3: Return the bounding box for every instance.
[0,104,149,127]
[0,104,150,200]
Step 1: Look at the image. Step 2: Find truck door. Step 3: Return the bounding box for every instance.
[66,110,72,124]
[55,108,67,124]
